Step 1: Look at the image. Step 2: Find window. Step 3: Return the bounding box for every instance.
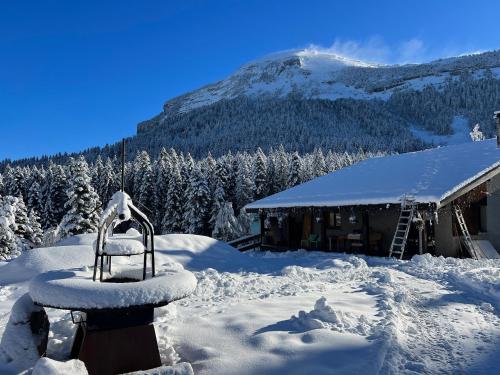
[328,211,341,229]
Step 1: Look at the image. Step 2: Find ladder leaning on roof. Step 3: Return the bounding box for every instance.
[389,196,416,259]
[453,205,480,259]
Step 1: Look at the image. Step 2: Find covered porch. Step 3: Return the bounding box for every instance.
[256,204,431,257]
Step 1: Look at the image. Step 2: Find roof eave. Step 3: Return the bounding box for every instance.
[437,164,500,208]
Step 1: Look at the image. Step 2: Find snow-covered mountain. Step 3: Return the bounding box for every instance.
[154,48,500,119]
[4,49,500,167]
[126,49,500,158]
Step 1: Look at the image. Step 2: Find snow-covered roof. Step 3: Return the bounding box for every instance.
[246,139,500,210]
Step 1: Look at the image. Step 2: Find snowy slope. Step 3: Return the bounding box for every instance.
[1,234,500,374]
[246,138,500,209]
[152,49,500,119]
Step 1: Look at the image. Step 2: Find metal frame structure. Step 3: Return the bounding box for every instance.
[92,139,155,281]
[92,202,155,281]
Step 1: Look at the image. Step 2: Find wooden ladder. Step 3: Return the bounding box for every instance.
[389,196,416,259]
[453,205,480,259]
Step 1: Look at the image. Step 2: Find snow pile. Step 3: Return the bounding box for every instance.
[0,244,95,284]
[290,297,372,335]
[32,358,88,375]
[127,228,141,236]
[0,294,47,370]
[406,253,500,306]
[125,362,194,375]
[154,234,253,272]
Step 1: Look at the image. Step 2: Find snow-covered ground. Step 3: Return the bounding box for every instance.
[1,234,500,374]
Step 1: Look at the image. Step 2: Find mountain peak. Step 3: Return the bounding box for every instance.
[241,48,377,73]
[162,49,500,116]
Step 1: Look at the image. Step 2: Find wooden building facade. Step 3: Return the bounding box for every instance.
[246,139,500,259]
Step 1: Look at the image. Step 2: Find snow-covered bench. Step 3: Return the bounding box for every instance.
[102,237,145,256]
[93,191,155,281]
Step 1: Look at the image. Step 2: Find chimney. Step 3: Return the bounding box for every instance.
[495,111,500,147]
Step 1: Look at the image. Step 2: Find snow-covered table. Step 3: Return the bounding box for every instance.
[28,268,197,375]
[29,268,196,311]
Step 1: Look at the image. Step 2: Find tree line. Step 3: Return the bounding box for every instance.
[0,146,385,259]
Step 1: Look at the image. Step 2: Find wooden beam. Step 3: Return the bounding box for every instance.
[259,211,265,245]
[363,210,370,254]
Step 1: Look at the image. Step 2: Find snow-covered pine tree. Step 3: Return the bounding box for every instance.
[153,148,171,229]
[203,152,218,221]
[0,173,4,196]
[124,161,135,196]
[92,155,105,196]
[99,157,118,204]
[269,145,289,194]
[325,150,337,173]
[27,180,43,215]
[8,196,34,250]
[212,201,240,242]
[237,209,252,236]
[254,148,268,199]
[59,156,101,237]
[42,163,68,229]
[28,209,43,247]
[183,165,211,234]
[0,196,19,259]
[312,148,327,177]
[161,162,184,233]
[133,151,154,211]
[26,166,45,213]
[288,151,303,187]
[3,165,27,200]
[181,153,195,184]
[215,154,231,193]
[203,152,218,190]
[0,223,17,259]
[235,154,255,213]
[209,180,226,232]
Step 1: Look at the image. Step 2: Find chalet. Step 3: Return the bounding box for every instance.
[245,138,500,259]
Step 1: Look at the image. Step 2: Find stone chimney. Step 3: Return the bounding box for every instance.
[495,111,500,147]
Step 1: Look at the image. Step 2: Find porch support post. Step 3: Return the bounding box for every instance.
[320,208,327,250]
[259,210,265,246]
[363,210,370,254]
[418,226,424,255]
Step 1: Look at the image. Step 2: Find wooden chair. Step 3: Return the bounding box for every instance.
[301,234,320,249]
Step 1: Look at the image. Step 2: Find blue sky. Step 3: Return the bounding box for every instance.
[1,0,499,160]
